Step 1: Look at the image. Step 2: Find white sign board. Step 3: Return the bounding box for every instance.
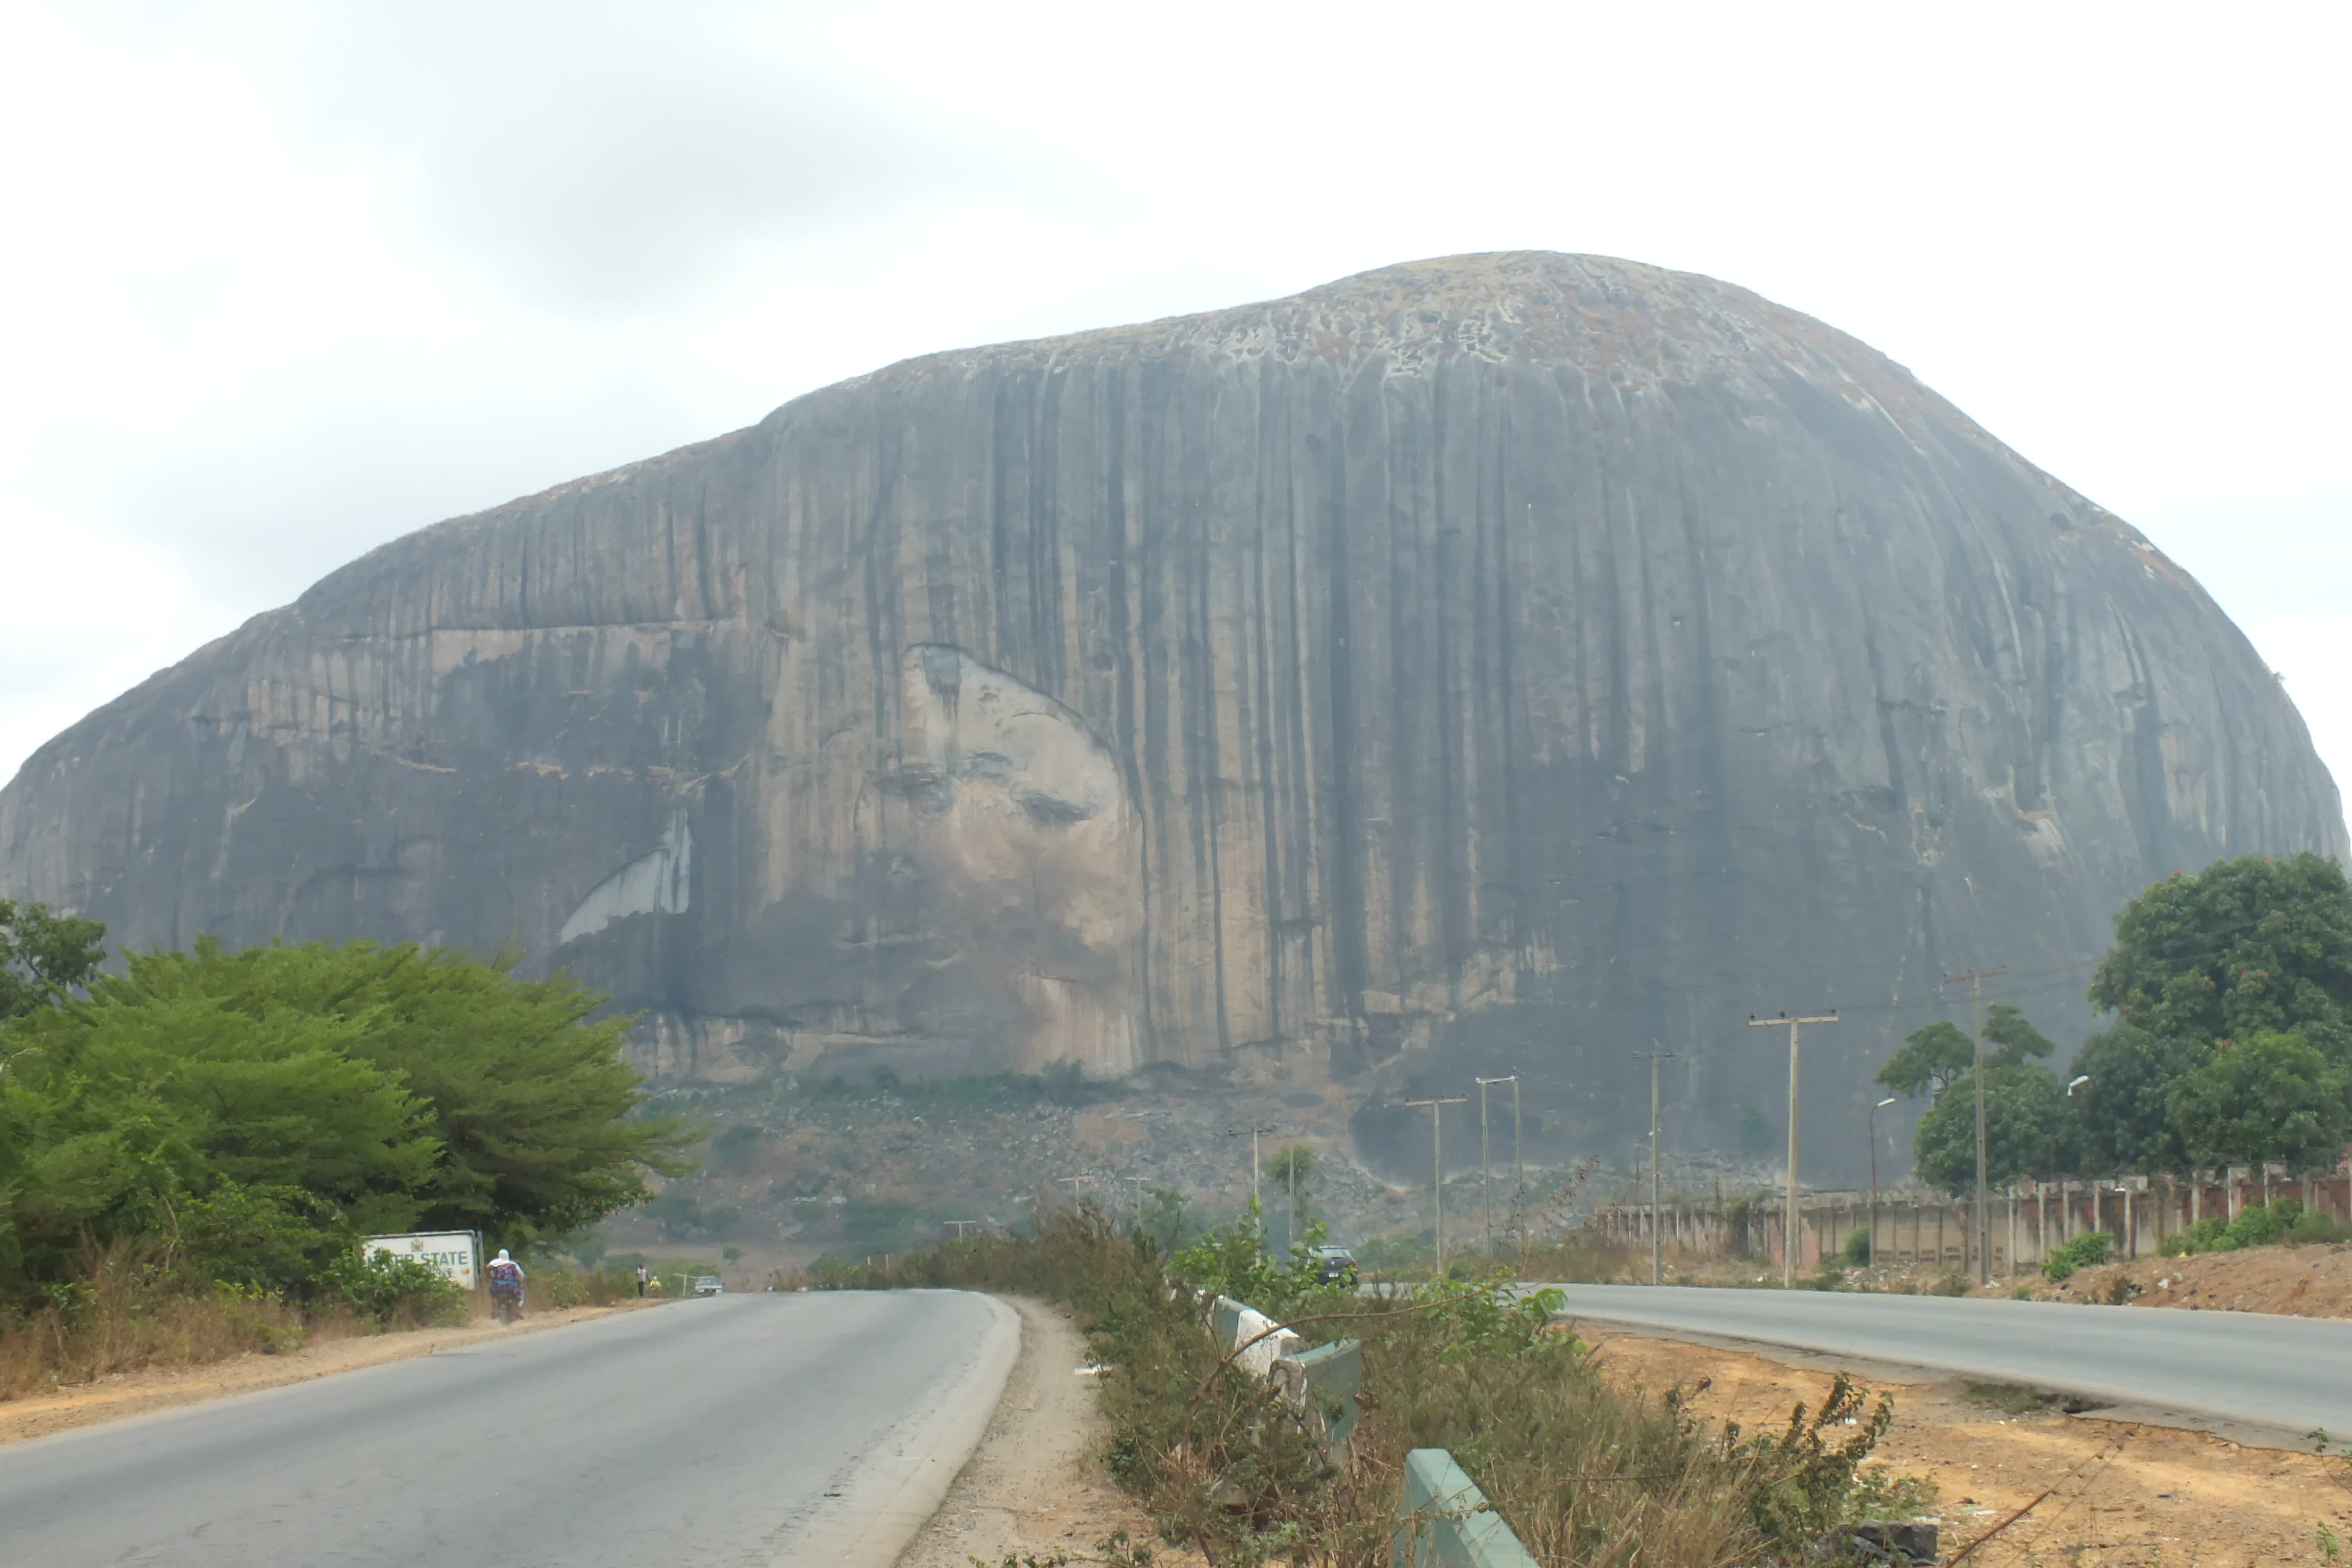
[361,1231,482,1291]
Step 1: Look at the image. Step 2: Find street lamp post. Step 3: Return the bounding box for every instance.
[1869,1096,1896,1268]
[1403,1097,1468,1273]
[1476,1074,1520,1259]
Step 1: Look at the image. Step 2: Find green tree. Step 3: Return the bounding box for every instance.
[2169,1031,2352,1177]
[0,898,106,1022]
[0,985,439,1290]
[1875,1020,1974,1100]
[1980,1003,2056,1067]
[1911,1063,2066,1195]
[2090,852,2352,1065]
[1264,1144,1318,1252]
[1132,1185,1198,1255]
[2064,1024,2197,1176]
[99,939,697,1245]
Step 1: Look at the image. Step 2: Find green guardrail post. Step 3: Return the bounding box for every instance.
[1280,1339,1362,1457]
[1392,1448,1538,1568]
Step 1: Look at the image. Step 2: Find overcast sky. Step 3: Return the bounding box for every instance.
[3,0,2347,810]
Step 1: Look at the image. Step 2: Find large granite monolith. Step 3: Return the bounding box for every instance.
[4,253,2340,1177]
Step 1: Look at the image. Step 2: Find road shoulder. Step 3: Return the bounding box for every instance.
[897,1294,1192,1568]
[0,1302,655,1448]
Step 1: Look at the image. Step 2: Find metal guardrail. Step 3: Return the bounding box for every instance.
[1392,1448,1540,1567]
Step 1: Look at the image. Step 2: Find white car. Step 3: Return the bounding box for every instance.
[693,1275,725,1296]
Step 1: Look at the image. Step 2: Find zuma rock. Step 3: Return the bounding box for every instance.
[4,253,2342,1174]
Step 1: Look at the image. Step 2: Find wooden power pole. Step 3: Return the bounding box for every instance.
[1633,1051,1675,1285]
[1750,1011,1838,1288]
[1947,968,2006,1286]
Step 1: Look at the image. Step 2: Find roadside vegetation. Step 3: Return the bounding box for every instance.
[0,900,695,1398]
[816,1206,1927,1567]
[1881,853,2352,1242]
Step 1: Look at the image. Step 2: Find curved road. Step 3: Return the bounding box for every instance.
[1556,1283,2352,1443]
[0,1290,1016,1566]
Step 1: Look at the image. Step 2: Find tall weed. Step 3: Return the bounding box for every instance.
[812,1208,1925,1566]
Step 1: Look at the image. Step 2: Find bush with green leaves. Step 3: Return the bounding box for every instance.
[815,1206,1926,1566]
[0,924,694,1311]
[317,1250,468,1327]
[2043,1231,2115,1281]
[2158,1196,2352,1257]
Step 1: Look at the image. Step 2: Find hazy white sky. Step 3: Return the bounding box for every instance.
[3,0,2347,807]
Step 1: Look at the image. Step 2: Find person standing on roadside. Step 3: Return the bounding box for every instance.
[634,1263,648,1298]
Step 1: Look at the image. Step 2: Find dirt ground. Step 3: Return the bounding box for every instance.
[899,1295,1197,1568]
[1586,1329,2352,1567]
[1665,1241,2352,1326]
[0,1301,652,1448]
[1997,1244,2352,1319]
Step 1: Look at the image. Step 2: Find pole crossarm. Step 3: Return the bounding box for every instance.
[1750,1011,1838,1289]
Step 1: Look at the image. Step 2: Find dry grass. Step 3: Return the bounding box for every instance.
[1,1241,323,1401]
[813,1212,1922,1567]
[0,1241,635,1403]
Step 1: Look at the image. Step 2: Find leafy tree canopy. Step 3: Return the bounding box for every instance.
[1876,1021,1974,1100]
[2090,852,2352,1065]
[2168,1030,2352,1175]
[1,935,696,1300]
[2064,1024,2198,1177]
[0,898,106,1022]
[99,938,698,1243]
[1878,1004,2055,1105]
[1911,1063,2067,1195]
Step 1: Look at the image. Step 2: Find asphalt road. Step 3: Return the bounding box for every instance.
[0,1289,1017,1567]
[1555,1283,2352,1442]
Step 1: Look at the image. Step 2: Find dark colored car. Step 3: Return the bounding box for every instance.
[1309,1245,1358,1286]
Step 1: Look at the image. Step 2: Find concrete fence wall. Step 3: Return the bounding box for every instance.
[1593,1165,2348,1276]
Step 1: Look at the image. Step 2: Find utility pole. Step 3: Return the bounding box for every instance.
[1403,1097,1468,1273]
[1633,1051,1675,1285]
[1232,1123,1278,1244]
[1946,968,2005,1286]
[1869,1097,1895,1268]
[1511,1075,1524,1259]
[1476,1075,1518,1258]
[1750,1011,1838,1289]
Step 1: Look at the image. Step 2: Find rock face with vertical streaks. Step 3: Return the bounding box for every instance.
[3,253,2342,1175]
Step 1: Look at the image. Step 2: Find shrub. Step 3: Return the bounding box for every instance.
[2043,1232,2115,1282]
[544,1271,587,1310]
[2159,1198,2349,1257]
[808,1206,1926,1566]
[317,1250,468,1328]
[1842,1227,1872,1266]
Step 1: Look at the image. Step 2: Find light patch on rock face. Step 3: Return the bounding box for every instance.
[875,645,1144,1075]
[558,810,692,945]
